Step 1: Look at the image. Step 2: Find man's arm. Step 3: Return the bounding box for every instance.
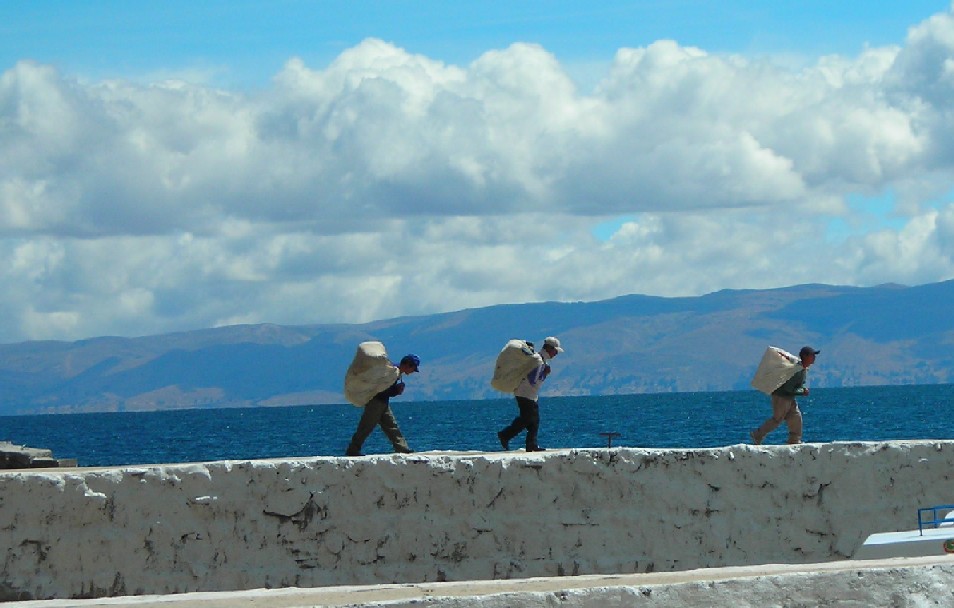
[388,379,406,396]
[774,369,806,397]
[526,363,551,386]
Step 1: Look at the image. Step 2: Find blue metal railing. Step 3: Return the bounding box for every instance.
[917,505,954,535]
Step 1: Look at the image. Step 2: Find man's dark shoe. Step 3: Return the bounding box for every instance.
[396,448,414,454]
[497,432,509,451]
[345,448,362,456]
[528,446,547,452]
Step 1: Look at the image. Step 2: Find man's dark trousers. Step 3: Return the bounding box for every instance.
[499,396,540,450]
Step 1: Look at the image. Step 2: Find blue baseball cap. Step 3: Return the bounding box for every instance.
[400,354,421,371]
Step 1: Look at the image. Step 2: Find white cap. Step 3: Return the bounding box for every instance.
[544,336,564,353]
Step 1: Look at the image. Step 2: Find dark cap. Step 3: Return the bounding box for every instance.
[400,354,420,371]
[799,346,820,359]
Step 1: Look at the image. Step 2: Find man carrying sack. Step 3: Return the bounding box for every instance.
[344,341,420,456]
[750,345,820,445]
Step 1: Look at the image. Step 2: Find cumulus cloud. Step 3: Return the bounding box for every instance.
[3,10,954,342]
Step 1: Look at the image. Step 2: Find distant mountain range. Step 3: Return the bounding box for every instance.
[1,281,952,415]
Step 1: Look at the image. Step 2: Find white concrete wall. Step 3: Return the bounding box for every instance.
[1,441,951,601]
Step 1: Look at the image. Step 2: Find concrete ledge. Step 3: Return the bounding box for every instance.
[0,442,76,469]
[1,442,952,601]
[10,556,954,607]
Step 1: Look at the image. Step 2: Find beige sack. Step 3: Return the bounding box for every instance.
[491,340,544,393]
[750,346,801,395]
[343,341,400,407]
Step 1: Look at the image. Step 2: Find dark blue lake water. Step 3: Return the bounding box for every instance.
[1,384,950,467]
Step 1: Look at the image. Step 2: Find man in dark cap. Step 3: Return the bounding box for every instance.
[750,346,819,445]
[345,354,420,456]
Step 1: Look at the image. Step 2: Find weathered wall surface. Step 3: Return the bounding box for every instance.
[1,441,951,601]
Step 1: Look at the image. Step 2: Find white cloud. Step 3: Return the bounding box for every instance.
[4,10,954,342]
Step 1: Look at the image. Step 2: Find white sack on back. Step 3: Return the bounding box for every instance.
[491,340,544,393]
[344,341,400,407]
[750,346,801,395]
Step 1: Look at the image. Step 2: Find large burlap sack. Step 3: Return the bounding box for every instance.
[343,341,401,407]
[750,346,801,395]
[491,339,544,393]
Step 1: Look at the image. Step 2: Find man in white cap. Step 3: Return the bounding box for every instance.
[498,337,563,452]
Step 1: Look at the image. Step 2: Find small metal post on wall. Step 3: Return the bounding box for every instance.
[599,432,621,448]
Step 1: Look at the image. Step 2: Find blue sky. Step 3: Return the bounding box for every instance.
[2,2,954,342]
[3,1,948,87]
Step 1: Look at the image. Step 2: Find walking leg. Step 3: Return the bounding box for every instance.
[499,397,531,448]
[525,401,542,450]
[346,398,386,456]
[752,395,793,444]
[379,405,412,453]
[785,403,803,444]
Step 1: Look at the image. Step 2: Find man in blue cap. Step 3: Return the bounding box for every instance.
[345,354,420,456]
